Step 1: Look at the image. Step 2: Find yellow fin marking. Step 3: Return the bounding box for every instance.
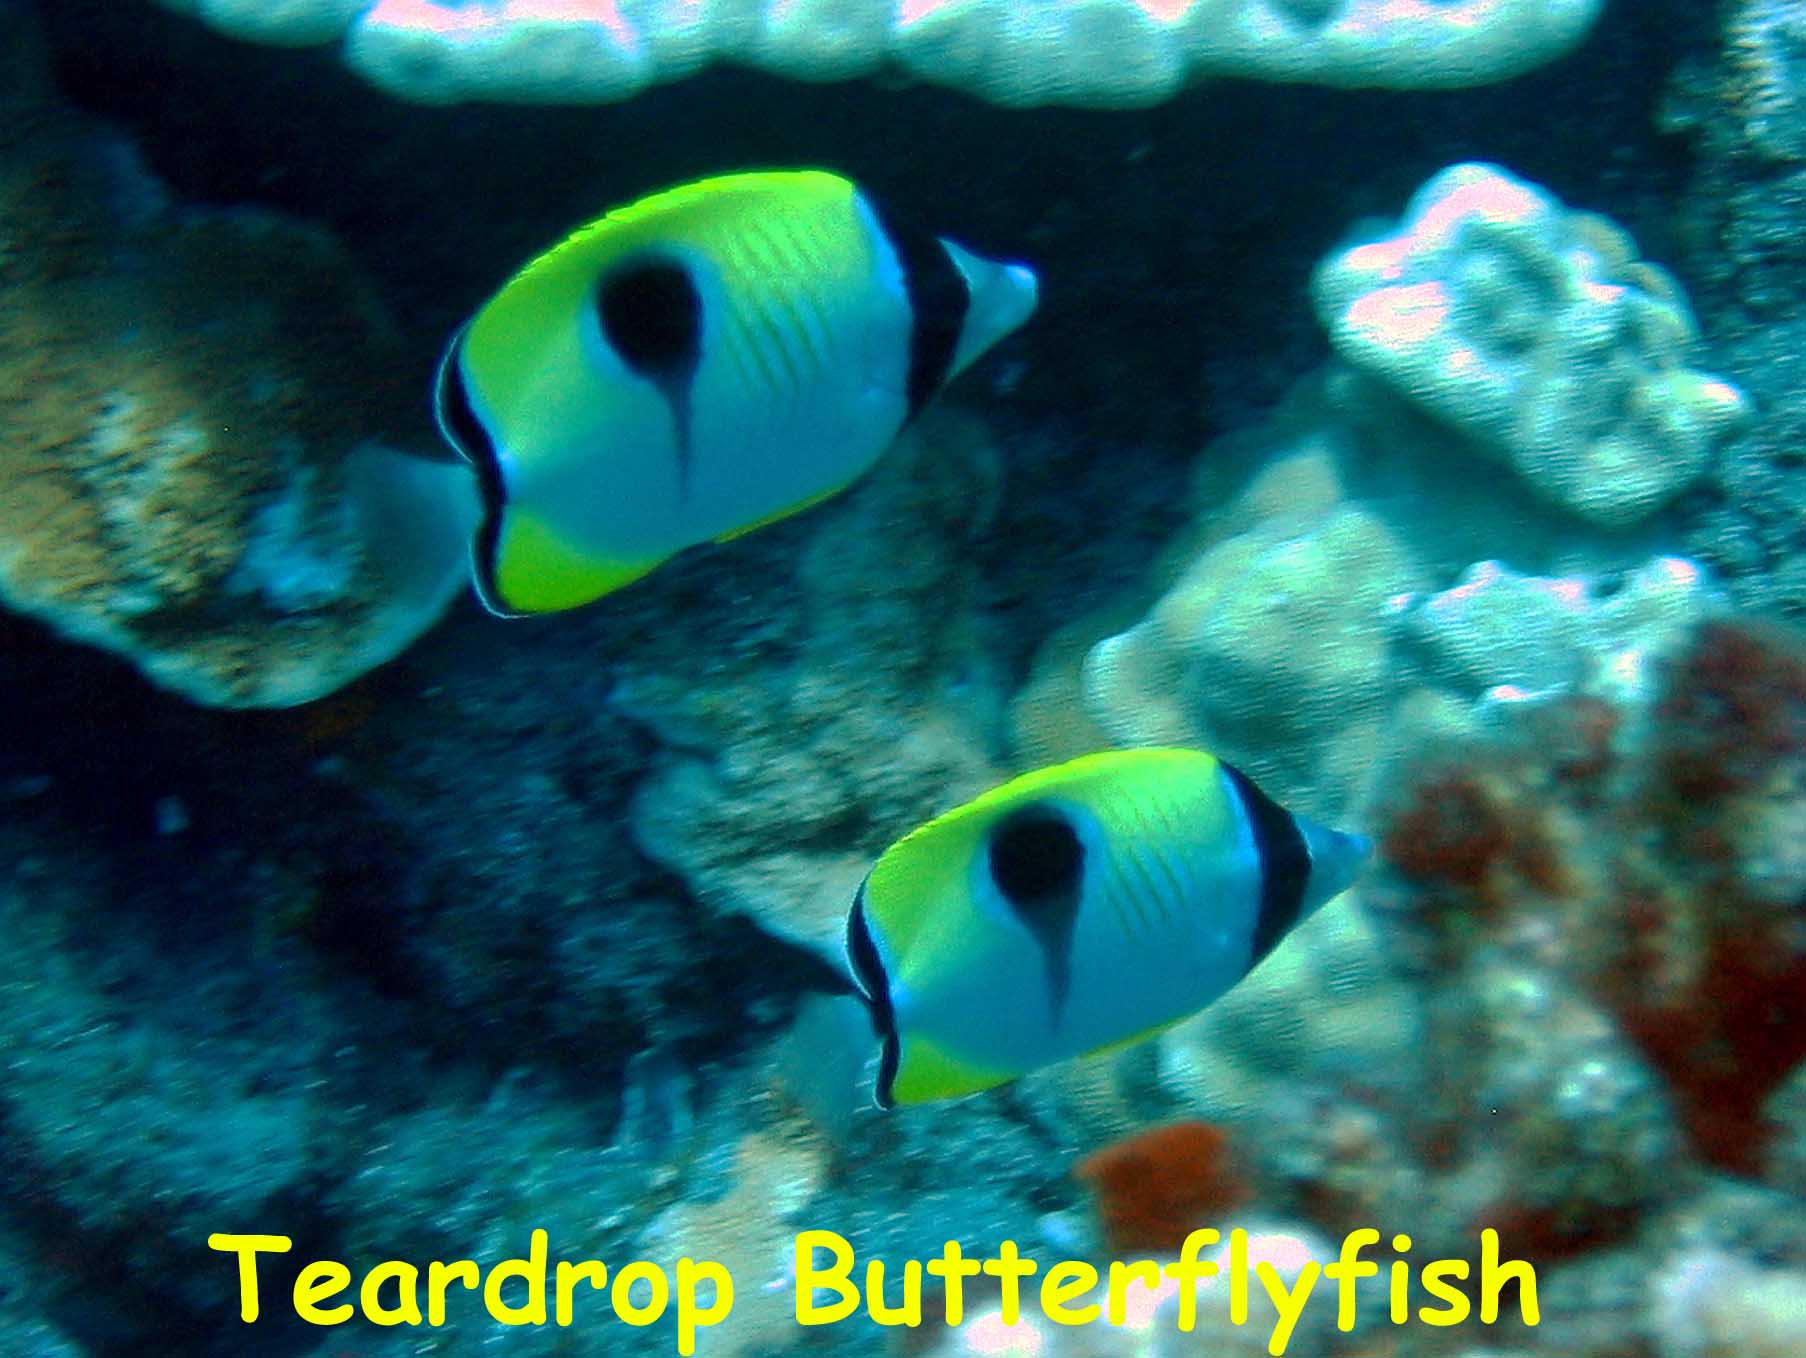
[1077,1013,1190,1064]
[865,748,1226,961]
[495,510,656,614]
[713,482,849,544]
[890,1031,1016,1107]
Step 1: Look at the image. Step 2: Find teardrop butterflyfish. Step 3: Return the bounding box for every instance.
[433,169,1039,616]
[827,748,1370,1109]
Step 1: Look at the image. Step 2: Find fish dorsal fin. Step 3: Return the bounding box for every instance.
[517,170,854,285]
[864,749,1218,960]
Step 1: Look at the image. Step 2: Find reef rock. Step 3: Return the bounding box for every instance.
[1651,1248,1806,1358]
[1165,903,1417,1103]
[641,1128,828,1358]
[1764,1063,1806,1197]
[1402,556,1721,704]
[618,412,1008,949]
[0,10,474,707]
[1463,960,1686,1241]
[1049,351,1726,824]
[1080,447,1418,809]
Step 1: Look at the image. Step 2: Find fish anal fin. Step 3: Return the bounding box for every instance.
[713,482,847,545]
[490,510,655,615]
[1077,1014,1187,1065]
[888,1031,1014,1107]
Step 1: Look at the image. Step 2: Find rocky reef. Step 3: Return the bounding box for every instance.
[1023,159,1738,819]
[1663,0,1806,617]
[0,7,474,706]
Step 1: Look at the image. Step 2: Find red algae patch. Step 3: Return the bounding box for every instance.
[1074,1120,1250,1253]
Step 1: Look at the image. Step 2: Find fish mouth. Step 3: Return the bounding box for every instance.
[845,880,901,1109]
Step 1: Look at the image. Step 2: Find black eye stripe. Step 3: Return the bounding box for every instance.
[433,331,493,468]
[846,883,900,1109]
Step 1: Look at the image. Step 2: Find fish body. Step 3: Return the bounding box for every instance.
[842,749,1370,1107]
[434,170,1038,615]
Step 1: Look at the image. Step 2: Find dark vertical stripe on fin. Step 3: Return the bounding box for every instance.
[432,329,514,616]
[1221,761,1312,967]
[845,881,900,1109]
[864,193,969,420]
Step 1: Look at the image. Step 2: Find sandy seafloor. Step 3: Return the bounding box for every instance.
[1,1,1805,1355]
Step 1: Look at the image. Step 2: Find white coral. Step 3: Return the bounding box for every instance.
[1313,163,1750,526]
[156,0,1603,106]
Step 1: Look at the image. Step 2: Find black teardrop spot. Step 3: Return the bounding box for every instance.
[597,256,702,487]
[597,257,702,380]
[988,804,1083,1025]
[989,804,1083,908]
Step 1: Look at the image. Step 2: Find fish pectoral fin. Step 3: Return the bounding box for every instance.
[485,509,655,615]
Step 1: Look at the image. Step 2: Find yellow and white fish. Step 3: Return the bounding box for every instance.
[829,748,1369,1108]
[433,169,1039,616]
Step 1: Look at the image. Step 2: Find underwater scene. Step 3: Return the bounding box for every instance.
[2,0,1804,1355]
